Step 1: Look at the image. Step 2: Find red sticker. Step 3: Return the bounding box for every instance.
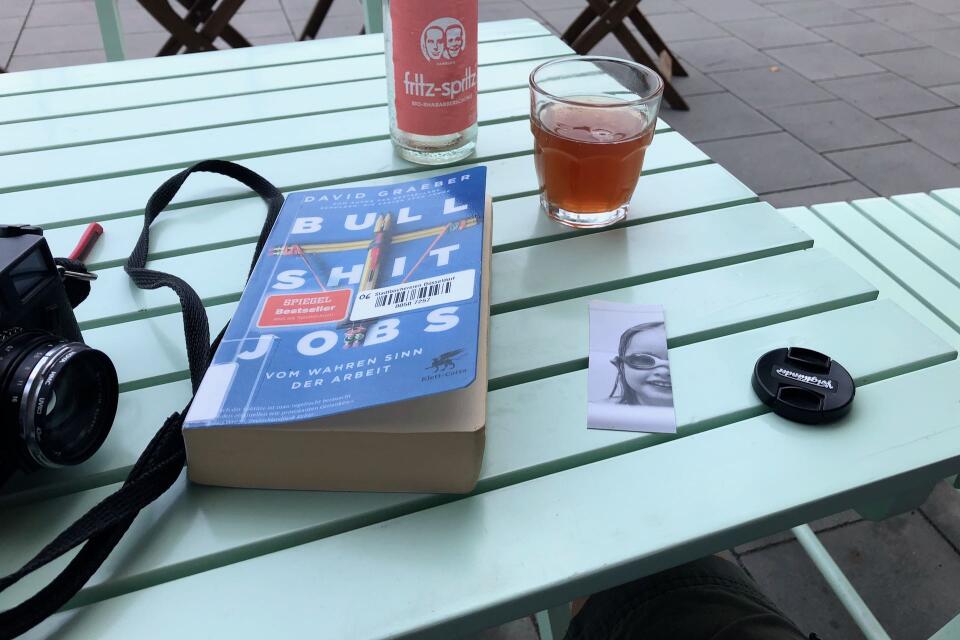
[389,0,478,136]
[257,290,351,327]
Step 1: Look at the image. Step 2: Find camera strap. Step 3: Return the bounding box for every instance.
[0,160,284,640]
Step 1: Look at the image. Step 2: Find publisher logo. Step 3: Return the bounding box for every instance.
[420,17,466,62]
[426,348,464,373]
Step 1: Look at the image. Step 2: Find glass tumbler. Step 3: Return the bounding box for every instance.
[530,56,663,228]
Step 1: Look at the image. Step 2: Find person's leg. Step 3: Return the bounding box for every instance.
[564,556,812,640]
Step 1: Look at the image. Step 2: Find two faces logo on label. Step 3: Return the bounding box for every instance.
[420,17,466,62]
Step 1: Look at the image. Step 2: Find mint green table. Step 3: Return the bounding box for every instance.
[1,20,959,640]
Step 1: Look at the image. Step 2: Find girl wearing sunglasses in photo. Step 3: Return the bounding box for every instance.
[608,322,672,406]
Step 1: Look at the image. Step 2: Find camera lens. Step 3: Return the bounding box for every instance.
[0,328,118,469]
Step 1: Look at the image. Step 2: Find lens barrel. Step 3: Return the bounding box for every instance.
[0,328,118,470]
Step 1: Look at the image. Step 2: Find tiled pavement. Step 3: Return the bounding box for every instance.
[5,1,960,638]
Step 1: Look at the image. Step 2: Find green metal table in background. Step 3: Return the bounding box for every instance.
[1,19,959,640]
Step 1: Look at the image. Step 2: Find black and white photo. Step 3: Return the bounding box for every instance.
[587,301,677,433]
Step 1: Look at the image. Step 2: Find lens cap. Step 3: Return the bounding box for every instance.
[752,347,854,425]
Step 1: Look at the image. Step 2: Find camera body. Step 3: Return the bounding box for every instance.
[0,224,118,484]
[0,225,82,342]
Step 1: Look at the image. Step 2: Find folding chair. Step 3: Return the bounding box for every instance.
[562,0,689,110]
[139,0,252,56]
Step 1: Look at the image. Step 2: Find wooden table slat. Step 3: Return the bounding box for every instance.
[2,300,952,613]
[853,198,960,288]
[0,85,667,193]
[3,248,874,504]
[3,123,703,229]
[0,61,569,155]
[17,357,960,640]
[68,202,804,329]
[0,19,549,98]
[0,247,875,504]
[931,188,960,214]
[42,163,754,272]
[812,202,960,334]
[891,193,960,250]
[0,36,568,126]
[781,206,960,348]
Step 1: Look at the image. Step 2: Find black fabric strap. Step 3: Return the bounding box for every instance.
[0,160,283,640]
[126,159,284,391]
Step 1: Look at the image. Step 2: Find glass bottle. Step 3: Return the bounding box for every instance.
[383,0,479,165]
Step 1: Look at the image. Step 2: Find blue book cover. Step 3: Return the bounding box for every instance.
[185,167,487,429]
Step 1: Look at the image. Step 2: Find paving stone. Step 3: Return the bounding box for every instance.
[699,131,849,193]
[248,34,296,47]
[678,0,777,22]
[533,7,582,35]
[767,41,883,80]
[634,0,689,14]
[0,40,15,68]
[762,179,877,207]
[122,31,169,60]
[721,16,826,49]
[281,0,363,20]
[814,21,923,54]
[827,141,960,195]
[819,72,953,117]
[0,0,31,20]
[712,66,833,108]
[230,10,294,38]
[910,0,960,12]
[237,0,284,12]
[911,27,960,57]
[858,4,953,32]
[521,0,592,13]
[919,480,960,552]
[646,11,728,42]
[933,84,960,105]
[670,65,727,97]
[659,91,781,141]
[734,511,863,555]
[868,47,960,87]
[819,511,960,640]
[739,539,867,639]
[8,49,107,72]
[886,108,960,163]
[828,0,909,7]
[118,6,165,34]
[14,23,105,56]
[769,0,869,27]
[0,16,23,43]
[671,36,775,72]
[479,1,543,24]
[289,13,362,39]
[762,99,903,151]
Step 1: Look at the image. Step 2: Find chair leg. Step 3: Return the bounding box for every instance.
[610,24,688,109]
[570,0,637,55]
[561,5,597,46]
[139,0,219,55]
[300,0,336,40]
[197,0,247,45]
[629,6,687,77]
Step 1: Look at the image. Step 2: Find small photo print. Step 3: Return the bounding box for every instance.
[587,301,677,434]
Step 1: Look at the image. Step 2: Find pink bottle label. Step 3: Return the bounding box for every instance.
[390,0,478,136]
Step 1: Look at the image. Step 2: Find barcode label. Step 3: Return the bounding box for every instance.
[350,269,476,321]
[374,279,453,308]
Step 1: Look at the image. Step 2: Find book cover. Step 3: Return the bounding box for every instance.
[184,167,487,430]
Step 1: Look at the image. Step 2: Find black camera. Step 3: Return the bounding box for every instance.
[0,224,118,486]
